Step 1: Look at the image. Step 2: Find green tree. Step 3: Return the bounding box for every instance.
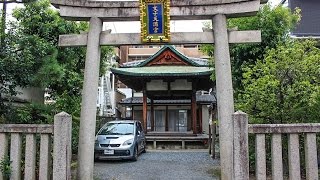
[1,0,114,152]
[1,0,113,110]
[12,0,112,96]
[1,0,83,120]
[11,0,87,91]
[237,40,320,124]
[201,4,301,90]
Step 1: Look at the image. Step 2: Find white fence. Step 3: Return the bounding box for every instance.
[0,112,72,180]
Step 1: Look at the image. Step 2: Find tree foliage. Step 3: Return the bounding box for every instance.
[1,0,114,152]
[10,0,88,92]
[200,4,320,125]
[238,40,320,124]
[1,0,113,121]
[201,4,301,90]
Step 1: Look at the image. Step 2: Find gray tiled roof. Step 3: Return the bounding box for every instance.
[188,58,209,66]
[121,60,145,67]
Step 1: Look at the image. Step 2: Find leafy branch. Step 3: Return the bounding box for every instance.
[0,155,12,179]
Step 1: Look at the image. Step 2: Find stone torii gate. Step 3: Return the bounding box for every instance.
[50,0,264,179]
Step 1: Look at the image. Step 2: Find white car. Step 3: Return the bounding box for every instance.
[94,120,146,161]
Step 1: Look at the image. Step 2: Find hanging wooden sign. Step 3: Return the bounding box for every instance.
[140,0,170,43]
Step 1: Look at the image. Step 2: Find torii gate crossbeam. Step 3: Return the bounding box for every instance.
[50,0,264,179]
[58,31,261,47]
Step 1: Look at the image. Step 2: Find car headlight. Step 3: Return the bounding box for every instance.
[122,139,134,146]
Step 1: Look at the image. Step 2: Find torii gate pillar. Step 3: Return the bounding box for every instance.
[213,14,235,180]
[77,17,102,180]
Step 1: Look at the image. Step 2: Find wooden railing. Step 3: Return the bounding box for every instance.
[233,111,319,180]
[0,112,72,180]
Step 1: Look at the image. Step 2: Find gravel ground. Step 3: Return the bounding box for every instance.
[94,150,220,180]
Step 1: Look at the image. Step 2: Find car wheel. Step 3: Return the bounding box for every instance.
[132,146,138,161]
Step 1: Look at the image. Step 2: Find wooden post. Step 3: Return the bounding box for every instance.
[53,112,72,180]
[165,106,169,131]
[233,111,249,179]
[151,99,155,131]
[191,91,197,134]
[209,105,216,158]
[208,123,212,154]
[199,106,202,133]
[211,118,216,159]
[132,106,135,119]
[143,90,148,133]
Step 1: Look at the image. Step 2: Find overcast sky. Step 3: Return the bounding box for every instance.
[103,0,282,33]
[4,0,282,33]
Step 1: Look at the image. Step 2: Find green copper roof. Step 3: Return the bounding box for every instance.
[111,66,212,77]
[137,45,206,67]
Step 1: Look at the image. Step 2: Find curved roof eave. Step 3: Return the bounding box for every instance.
[110,66,213,77]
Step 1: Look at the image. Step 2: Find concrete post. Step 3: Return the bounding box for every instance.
[53,112,72,180]
[305,133,318,179]
[24,134,37,180]
[255,134,266,180]
[271,134,283,180]
[39,134,51,180]
[233,111,249,180]
[77,17,102,180]
[0,133,8,180]
[288,134,301,180]
[10,133,22,180]
[212,14,235,179]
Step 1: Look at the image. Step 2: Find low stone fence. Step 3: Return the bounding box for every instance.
[0,112,72,180]
[233,111,319,179]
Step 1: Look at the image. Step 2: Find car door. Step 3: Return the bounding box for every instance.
[136,122,145,152]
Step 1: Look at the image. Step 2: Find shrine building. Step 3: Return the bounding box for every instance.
[111,45,216,138]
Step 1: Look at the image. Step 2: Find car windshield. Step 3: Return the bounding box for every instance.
[98,123,134,135]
